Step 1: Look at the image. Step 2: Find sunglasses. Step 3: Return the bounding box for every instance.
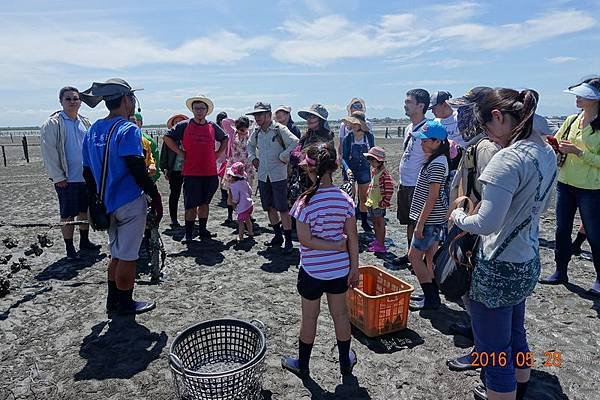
[63,97,80,102]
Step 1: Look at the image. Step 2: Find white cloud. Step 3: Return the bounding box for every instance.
[546,56,578,64]
[436,10,596,50]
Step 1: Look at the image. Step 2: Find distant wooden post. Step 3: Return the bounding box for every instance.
[1,145,6,167]
[22,136,29,163]
[385,127,389,138]
[397,126,401,138]
[10,133,13,143]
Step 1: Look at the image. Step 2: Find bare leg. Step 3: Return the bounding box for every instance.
[267,208,280,226]
[115,260,137,290]
[77,211,89,234]
[184,208,197,221]
[299,297,321,344]
[408,247,432,283]
[326,292,351,341]
[373,216,385,246]
[245,220,254,236]
[238,221,245,241]
[197,204,209,219]
[280,211,292,230]
[357,183,369,213]
[60,217,75,239]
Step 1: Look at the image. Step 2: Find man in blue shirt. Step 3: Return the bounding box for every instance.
[40,86,101,259]
[81,78,162,315]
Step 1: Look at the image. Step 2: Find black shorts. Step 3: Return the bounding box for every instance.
[183,175,219,209]
[258,178,289,212]
[55,182,88,219]
[396,185,415,225]
[297,267,349,301]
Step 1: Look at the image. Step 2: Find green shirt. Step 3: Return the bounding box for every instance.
[142,132,161,182]
[556,114,600,190]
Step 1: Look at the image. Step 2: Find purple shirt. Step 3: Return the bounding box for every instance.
[230,179,253,214]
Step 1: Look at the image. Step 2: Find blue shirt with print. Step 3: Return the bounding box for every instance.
[61,111,87,183]
[82,117,144,213]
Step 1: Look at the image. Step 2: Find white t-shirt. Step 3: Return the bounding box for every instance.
[398,119,428,187]
[436,111,466,148]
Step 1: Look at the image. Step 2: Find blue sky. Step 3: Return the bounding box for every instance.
[0,0,598,126]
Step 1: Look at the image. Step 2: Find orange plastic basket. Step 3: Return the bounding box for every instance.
[347,265,414,337]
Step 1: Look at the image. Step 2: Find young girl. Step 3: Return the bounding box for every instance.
[227,162,254,242]
[363,147,394,253]
[282,143,359,378]
[407,120,450,311]
[223,116,255,225]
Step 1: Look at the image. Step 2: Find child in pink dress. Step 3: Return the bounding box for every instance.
[227,162,254,242]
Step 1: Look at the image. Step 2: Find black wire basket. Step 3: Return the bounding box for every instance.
[169,319,267,400]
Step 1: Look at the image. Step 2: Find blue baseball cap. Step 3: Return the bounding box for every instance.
[415,120,447,140]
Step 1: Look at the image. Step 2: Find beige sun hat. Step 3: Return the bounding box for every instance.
[185,94,214,115]
[341,111,369,132]
[346,97,366,115]
[363,146,386,162]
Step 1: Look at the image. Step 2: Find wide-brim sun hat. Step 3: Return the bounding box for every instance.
[80,78,143,108]
[298,103,328,121]
[246,102,272,115]
[563,82,600,100]
[186,94,214,115]
[342,111,369,132]
[363,146,386,162]
[346,97,366,115]
[447,86,493,108]
[226,161,246,178]
[167,113,189,129]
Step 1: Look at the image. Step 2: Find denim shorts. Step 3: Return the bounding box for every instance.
[367,207,386,218]
[411,223,446,251]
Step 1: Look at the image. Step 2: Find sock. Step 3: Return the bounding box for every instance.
[516,381,529,400]
[298,340,313,371]
[572,232,587,249]
[106,280,118,310]
[64,238,76,253]
[284,229,292,244]
[116,288,133,311]
[80,229,90,244]
[185,220,195,240]
[273,222,283,237]
[199,217,208,232]
[337,339,351,371]
[361,212,369,224]
[227,206,233,220]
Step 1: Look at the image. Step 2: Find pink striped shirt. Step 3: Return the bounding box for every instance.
[290,187,355,280]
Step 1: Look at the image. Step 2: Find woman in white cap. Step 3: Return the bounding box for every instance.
[539,77,600,296]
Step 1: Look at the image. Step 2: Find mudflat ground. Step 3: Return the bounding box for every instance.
[0,138,598,400]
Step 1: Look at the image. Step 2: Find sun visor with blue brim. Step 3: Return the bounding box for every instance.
[563,82,600,100]
[80,78,143,108]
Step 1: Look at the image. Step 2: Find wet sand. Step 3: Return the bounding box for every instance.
[0,138,598,399]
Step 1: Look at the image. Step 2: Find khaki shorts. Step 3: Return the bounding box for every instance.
[396,185,415,225]
[108,195,147,261]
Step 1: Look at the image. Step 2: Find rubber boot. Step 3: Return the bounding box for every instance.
[117,288,155,315]
[106,281,118,314]
[539,264,568,285]
[266,223,284,247]
[409,281,441,311]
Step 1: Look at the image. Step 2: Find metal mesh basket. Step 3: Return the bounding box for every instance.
[169,319,267,400]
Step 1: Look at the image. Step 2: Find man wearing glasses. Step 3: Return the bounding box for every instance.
[247,102,299,254]
[163,94,229,243]
[41,86,100,260]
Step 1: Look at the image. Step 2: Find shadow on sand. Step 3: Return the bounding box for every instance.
[35,250,106,281]
[74,316,167,381]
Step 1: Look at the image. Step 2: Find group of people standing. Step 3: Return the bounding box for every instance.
[38,76,600,400]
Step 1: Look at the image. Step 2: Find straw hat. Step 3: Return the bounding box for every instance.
[166,113,188,129]
[341,111,369,132]
[186,94,214,115]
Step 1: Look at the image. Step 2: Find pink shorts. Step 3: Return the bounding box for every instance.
[237,206,253,222]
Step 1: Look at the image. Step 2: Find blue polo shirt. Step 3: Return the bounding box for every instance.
[82,117,144,213]
[60,111,87,183]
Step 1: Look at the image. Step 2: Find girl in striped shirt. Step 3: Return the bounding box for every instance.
[408,120,450,311]
[364,147,395,253]
[282,143,360,379]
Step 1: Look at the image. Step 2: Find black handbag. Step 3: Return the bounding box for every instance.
[433,197,480,301]
[88,121,121,231]
[556,114,578,167]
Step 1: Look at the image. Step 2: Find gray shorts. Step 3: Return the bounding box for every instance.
[108,195,147,261]
[367,207,386,218]
[258,178,289,212]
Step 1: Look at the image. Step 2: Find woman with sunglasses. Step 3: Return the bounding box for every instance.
[450,88,557,400]
[539,77,600,296]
